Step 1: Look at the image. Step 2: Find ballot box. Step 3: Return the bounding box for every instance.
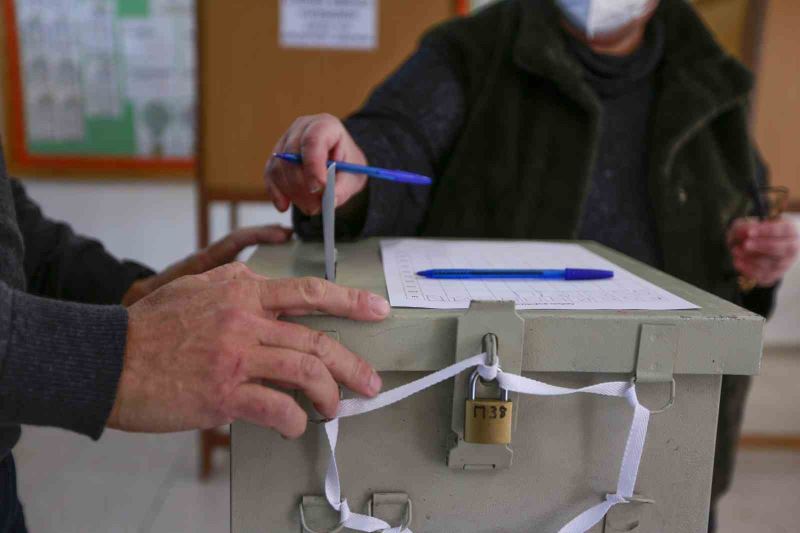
[232,238,762,533]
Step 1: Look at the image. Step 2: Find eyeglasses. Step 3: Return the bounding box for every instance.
[737,186,790,292]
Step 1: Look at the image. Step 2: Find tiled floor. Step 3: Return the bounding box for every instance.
[13,349,800,532]
[718,449,800,533]
[14,429,228,533]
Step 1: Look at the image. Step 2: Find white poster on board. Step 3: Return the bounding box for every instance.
[279,0,377,50]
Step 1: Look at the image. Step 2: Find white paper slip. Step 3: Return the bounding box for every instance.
[380,239,698,311]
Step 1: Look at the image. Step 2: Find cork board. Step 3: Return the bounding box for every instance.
[198,0,456,200]
[752,0,800,209]
[694,0,753,63]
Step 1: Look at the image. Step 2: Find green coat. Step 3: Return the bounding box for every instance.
[422,0,759,303]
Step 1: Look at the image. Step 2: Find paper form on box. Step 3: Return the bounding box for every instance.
[380,239,698,311]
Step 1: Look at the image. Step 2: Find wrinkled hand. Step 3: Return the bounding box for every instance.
[122,225,293,306]
[264,113,368,215]
[728,217,799,287]
[108,263,390,437]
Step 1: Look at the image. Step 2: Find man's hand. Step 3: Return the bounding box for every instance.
[264,114,369,215]
[728,217,799,287]
[122,225,293,306]
[108,263,390,438]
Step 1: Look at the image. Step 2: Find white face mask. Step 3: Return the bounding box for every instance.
[555,0,651,37]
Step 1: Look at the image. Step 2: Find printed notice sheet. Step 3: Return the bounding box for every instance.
[380,239,698,311]
[279,0,377,50]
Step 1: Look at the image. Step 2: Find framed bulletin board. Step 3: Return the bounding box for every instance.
[1,0,195,178]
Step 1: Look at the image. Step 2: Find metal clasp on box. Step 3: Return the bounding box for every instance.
[366,492,412,532]
[634,324,678,414]
[298,496,345,533]
[602,494,656,532]
[448,301,524,470]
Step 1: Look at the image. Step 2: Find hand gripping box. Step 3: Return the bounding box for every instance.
[232,238,762,533]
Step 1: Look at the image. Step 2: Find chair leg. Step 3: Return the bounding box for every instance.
[199,427,233,480]
[200,429,214,480]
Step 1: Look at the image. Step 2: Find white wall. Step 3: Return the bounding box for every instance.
[21,178,291,271]
[18,180,800,347]
[763,213,800,347]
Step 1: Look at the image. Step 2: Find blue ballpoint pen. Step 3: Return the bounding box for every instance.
[272,152,433,185]
[416,268,614,280]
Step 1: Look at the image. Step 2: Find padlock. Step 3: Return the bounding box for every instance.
[464,368,513,444]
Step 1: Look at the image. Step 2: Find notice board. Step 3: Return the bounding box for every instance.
[1,0,195,177]
[752,0,800,210]
[197,0,456,200]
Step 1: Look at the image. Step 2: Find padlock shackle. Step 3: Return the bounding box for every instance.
[482,333,499,368]
[468,368,509,402]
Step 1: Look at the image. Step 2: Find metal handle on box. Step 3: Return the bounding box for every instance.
[366,492,413,531]
[634,324,678,414]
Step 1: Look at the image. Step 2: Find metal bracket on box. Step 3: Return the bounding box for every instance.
[634,324,678,414]
[299,496,345,533]
[602,494,655,532]
[447,301,524,470]
[366,492,412,531]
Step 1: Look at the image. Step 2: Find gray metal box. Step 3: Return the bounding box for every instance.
[232,239,763,532]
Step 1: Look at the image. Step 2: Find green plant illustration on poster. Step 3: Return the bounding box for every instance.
[13,0,196,159]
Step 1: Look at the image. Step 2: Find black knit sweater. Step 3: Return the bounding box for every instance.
[0,141,153,462]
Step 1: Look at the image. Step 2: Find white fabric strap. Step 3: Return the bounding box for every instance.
[495,372,651,532]
[314,352,651,533]
[321,353,489,531]
[337,353,490,419]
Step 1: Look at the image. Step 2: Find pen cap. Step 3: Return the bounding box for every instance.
[564,268,614,280]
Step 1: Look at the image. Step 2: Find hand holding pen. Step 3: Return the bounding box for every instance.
[264,114,431,215]
[264,114,367,214]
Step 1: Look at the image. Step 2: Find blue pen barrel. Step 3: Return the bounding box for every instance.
[564,268,614,280]
[443,270,547,279]
[273,152,432,185]
[416,268,614,280]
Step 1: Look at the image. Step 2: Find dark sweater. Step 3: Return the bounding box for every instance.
[0,140,152,462]
[570,21,664,268]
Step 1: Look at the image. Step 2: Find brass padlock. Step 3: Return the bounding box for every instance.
[464,369,513,444]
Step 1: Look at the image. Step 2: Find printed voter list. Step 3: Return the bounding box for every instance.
[380,239,698,311]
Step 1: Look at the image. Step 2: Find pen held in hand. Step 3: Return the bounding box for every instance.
[416,268,615,280]
[272,152,433,186]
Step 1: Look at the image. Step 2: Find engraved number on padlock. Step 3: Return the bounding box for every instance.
[464,369,513,444]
